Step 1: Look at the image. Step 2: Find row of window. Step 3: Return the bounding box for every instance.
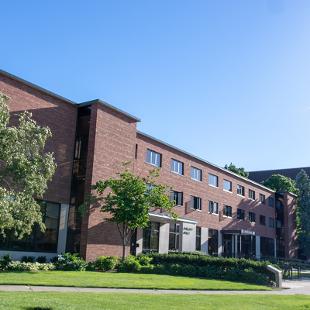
[146,149,274,207]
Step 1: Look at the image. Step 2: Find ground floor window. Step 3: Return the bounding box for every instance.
[196,227,201,251]
[208,229,218,256]
[0,201,60,253]
[261,237,274,258]
[169,222,180,251]
[142,222,160,253]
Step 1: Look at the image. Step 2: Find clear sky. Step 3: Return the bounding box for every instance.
[1,0,309,171]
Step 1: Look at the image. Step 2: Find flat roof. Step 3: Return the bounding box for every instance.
[137,131,275,193]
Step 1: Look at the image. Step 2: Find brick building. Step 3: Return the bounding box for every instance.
[0,70,298,261]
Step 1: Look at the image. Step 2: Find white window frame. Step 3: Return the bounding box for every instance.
[171,159,184,175]
[190,167,202,182]
[208,173,219,188]
[223,179,232,192]
[146,149,161,167]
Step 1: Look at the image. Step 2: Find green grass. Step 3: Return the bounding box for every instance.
[0,271,270,290]
[0,292,309,310]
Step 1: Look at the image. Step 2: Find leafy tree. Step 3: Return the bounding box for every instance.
[89,169,176,259]
[295,169,310,258]
[224,163,249,178]
[262,174,298,194]
[0,93,56,238]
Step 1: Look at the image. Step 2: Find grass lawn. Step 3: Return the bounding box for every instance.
[0,271,270,290]
[0,292,309,310]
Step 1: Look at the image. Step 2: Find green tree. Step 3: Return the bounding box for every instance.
[90,169,176,259]
[224,163,249,178]
[0,93,56,238]
[295,169,310,258]
[262,174,298,194]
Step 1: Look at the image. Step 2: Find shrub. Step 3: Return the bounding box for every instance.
[137,255,152,266]
[36,256,47,263]
[118,255,141,272]
[6,262,55,272]
[55,253,87,271]
[21,256,35,263]
[94,256,119,272]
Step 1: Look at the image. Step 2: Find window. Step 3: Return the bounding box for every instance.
[143,222,160,253]
[260,215,266,226]
[249,189,256,200]
[191,196,202,210]
[269,217,275,228]
[237,208,245,220]
[237,184,245,196]
[259,194,266,204]
[191,167,202,181]
[170,191,183,206]
[208,174,218,187]
[171,159,184,175]
[0,201,60,252]
[208,201,219,214]
[169,223,180,251]
[146,149,162,167]
[223,205,232,217]
[249,212,256,223]
[223,180,232,192]
[268,196,275,208]
[196,227,202,251]
[208,229,218,256]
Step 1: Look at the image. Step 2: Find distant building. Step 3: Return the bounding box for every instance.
[0,69,299,261]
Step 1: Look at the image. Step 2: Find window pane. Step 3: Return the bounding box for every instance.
[146,149,161,167]
[223,180,232,192]
[171,159,184,175]
[191,167,202,181]
[208,174,218,187]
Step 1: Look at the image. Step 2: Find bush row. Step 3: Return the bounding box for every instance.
[0,252,275,285]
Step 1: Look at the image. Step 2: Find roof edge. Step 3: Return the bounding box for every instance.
[137,130,275,193]
[80,99,141,122]
[0,69,76,106]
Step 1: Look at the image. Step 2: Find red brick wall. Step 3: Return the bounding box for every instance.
[135,133,276,239]
[81,103,137,261]
[0,73,77,204]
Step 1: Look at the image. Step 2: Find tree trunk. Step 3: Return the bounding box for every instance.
[122,224,126,260]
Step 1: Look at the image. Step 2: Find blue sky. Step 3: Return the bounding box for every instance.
[1,0,309,171]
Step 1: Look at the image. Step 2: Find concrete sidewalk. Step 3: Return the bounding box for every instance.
[0,280,308,295]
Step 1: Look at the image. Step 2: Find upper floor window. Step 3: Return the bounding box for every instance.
[208,201,219,214]
[269,217,275,228]
[170,191,183,206]
[208,173,218,187]
[237,184,245,196]
[259,194,266,204]
[171,159,184,175]
[223,205,232,217]
[191,195,202,210]
[237,208,245,220]
[249,189,256,200]
[223,180,232,192]
[249,212,256,223]
[268,196,275,208]
[146,149,162,167]
[260,215,266,226]
[191,167,202,181]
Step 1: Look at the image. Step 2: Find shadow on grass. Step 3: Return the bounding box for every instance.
[23,308,53,310]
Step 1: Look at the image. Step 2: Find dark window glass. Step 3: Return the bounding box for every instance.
[269,217,275,228]
[208,201,219,214]
[142,222,160,253]
[169,223,180,251]
[191,167,202,181]
[260,215,266,226]
[268,197,275,208]
[196,227,201,251]
[191,196,202,210]
[208,174,218,187]
[249,189,256,200]
[171,159,184,175]
[0,201,60,253]
[237,184,245,196]
[249,212,256,223]
[223,180,232,192]
[146,149,162,167]
[259,194,266,204]
[170,191,183,206]
[261,237,274,258]
[208,229,218,256]
[223,205,232,217]
[237,208,245,220]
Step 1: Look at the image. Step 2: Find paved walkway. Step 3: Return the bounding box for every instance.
[0,280,309,295]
